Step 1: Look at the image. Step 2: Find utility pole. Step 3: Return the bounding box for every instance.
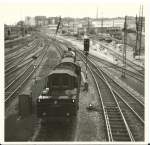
[139,5,143,60]
[135,14,138,57]
[122,16,127,78]
[135,5,143,59]
[138,5,141,59]
[32,55,38,83]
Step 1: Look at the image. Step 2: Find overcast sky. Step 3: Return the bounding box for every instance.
[0,0,146,25]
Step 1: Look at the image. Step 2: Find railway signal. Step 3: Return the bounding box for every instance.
[32,55,38,81]
[84,36,90,81]
[84,38,90,52]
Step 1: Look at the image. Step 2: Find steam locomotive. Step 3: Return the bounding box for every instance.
[37,49,81,120]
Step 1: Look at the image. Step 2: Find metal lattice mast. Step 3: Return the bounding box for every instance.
[122,16,127,78]
[139,5,143,59]
[135,5,143,59]
[135,14,138,57]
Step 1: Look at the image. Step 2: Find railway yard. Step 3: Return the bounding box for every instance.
[5,29,145,142]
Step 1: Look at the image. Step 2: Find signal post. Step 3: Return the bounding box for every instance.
[83,36,90,91]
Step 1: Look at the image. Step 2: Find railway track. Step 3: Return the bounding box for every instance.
[65,36,144,76]
[5,46,44,87]
[56,39,144,141]
[88,55,144,118]
[97,42,144,75]
[52,40,64,57]
[5,37,50,106]
[55,38,144,84]
[89,54,144,83]
[77,51,134,141]
[5,34,34,48]
[78,49,144,141]
[5,39,36,61]
[5,41,43,74]
[5,39,43,74]
[30,38,77,142]
[5,40,43,89]
[5,60,33,87]
[5,37,34,55]
[5,35,144,141]
[80,51,144,141]
[56,38,144,97]
[5,65,34,100]
[5,38,41,64]
[114,92,144,141]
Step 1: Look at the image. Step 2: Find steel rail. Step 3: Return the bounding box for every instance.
[77,51,134,141]
[5,39,50,104]
[89,54,144,83]
[89,56,144,123]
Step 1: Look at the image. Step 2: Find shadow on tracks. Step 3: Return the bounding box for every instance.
[35,116,77,141]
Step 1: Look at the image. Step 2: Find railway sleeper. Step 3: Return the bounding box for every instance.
[108,118,123,121]
[104,104,117,107]
[110,122,125,127]
[112,133,130,139]
[113,132,130,137]
[107,111,122,114]
[107,111,120,114]
[111,129,131,140]
[108,113,121,118]
[113,136,131,141]
[104,106,118,109]
[111,125,128,130]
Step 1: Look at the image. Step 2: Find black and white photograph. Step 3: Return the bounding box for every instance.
[0,0,148,143]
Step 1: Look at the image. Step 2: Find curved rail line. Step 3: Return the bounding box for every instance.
[98,42,144,75]
[57,39,144,141]
[77,51,134,141]
[89,56,144,121]
[77,49,144,141]
[89,54,144,83]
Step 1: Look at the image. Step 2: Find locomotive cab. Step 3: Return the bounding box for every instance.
[37,69,80,119]
[37,52,81,120]
[48,70,78,96]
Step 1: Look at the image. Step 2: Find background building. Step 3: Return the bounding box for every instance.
[25,17,35,26]
[35,16,47,26]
